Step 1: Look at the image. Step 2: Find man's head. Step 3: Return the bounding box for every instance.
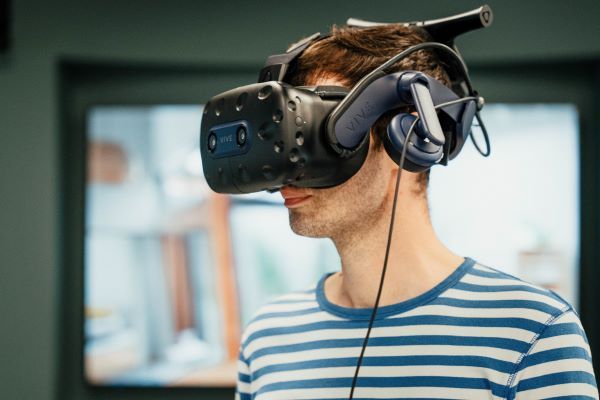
[281,24,450,240]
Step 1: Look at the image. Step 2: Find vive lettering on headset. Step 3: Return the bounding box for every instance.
[220,134,234,143]
[346,101,373,132]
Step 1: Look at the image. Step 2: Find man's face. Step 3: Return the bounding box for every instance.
[279,77,395,240]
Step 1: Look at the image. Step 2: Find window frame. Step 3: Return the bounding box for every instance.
[58,60,600,399]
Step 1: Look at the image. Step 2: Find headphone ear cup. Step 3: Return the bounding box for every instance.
[383,113,444,172]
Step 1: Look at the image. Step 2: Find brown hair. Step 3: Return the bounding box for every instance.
[286,24,451,194]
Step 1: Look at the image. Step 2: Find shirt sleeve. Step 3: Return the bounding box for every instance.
[508,309,599,399]
[236,347,252,400]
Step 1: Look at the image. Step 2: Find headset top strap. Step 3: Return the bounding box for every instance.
[258,32,330,82]
[347,5,493,46]
[257,5,493,84]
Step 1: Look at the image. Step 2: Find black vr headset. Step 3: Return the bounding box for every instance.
[200,5,493,194]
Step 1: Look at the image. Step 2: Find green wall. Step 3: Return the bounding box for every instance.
[1,1,599,399]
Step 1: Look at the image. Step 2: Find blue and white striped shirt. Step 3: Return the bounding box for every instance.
[236,257,598,399]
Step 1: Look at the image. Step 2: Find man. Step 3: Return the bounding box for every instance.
[235,24,598,399]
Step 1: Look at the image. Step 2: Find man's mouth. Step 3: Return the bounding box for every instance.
[280,187,313,208]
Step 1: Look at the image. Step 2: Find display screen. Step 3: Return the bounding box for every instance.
[84,103,579,386]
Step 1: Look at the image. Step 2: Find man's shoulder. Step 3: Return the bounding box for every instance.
[240,284,321,348]
[453,260,575,318]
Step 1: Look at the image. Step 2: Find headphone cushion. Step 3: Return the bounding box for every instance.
[383,113,444,172]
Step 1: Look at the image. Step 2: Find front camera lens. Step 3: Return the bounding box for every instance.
[237,126,247,146]
[208,133,217,152]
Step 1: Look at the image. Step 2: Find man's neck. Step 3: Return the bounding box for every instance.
[326,194,464,309]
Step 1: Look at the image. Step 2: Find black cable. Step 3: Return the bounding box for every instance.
[348,117,418,399]
[434,96,477,109]
[347,80,490,400]
[378,42,473,93]
[433,97,491,158]
[470,112,491,157]
[347,99,489,397]
[333,42,474,120]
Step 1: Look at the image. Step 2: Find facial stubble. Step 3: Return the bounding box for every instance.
[288,146,392,245]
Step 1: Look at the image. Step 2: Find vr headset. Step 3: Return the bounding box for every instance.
[200,5,493,194]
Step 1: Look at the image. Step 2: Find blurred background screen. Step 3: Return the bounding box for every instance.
[83,103,579,387]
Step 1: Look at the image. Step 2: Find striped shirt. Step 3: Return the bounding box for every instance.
[236,257,598,399]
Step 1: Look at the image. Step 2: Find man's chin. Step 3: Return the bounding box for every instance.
[288,212,329,238]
